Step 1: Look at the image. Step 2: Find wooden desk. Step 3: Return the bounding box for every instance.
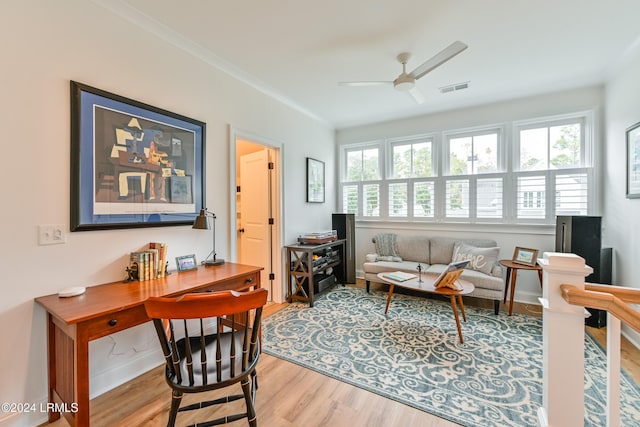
[499,259,542,316]
[35,263,262,426]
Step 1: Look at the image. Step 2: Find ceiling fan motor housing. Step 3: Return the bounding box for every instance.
[394,74,415,91]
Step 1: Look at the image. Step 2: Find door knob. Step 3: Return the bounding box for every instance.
[238,228,245,233]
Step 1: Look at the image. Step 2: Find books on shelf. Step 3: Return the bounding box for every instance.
[128,242,168,282]
[382,271,417,282]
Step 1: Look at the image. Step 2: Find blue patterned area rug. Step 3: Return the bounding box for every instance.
[262,286,640,427]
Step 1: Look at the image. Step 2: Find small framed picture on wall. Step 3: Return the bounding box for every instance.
[306,157,325,203]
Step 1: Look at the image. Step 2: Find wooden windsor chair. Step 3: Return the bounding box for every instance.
[144,288,268,427]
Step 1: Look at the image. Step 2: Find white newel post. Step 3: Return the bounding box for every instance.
[537,252,593,427]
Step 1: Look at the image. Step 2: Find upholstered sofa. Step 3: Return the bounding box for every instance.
[363,234,505,314]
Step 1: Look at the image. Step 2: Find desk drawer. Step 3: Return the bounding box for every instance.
[203,272,260,293]
[85,305,149,340]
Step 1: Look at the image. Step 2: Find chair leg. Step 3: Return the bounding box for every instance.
[167,389,183,427]
[241,375,257,427]
[493,299,500,315]
[366,280,370,293]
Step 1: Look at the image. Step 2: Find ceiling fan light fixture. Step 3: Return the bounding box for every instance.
[393,74,415,91]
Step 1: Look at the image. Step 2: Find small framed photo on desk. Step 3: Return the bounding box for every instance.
[512,247,539,266]
[176,254,198,272]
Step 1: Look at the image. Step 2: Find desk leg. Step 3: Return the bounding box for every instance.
[46,316,90,426]
[46,314,60,422]
[384,285,395,314]
[508,269,518,316]
[450,296,464,344]
[503,267,512,303]
[74,328,91,427]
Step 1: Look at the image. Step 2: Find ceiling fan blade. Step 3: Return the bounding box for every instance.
[410,41,468,80]
[338,81,393,87]
[407,87,425,104]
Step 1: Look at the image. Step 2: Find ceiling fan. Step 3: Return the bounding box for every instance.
[339,41,468,104]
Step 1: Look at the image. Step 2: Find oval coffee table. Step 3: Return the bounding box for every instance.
[377,272,474,344]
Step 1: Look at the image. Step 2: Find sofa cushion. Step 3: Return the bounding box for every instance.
[363,260,425,276]
[396,237,430,264]
[451,243,499,275]
[429,238,457,264]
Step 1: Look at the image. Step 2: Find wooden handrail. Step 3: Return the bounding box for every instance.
[585,283,640,304]
[560,284,640,333]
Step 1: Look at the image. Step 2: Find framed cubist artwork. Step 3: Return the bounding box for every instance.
[70,81,205,230]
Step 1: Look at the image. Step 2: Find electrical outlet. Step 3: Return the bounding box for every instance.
[39,224,67,245]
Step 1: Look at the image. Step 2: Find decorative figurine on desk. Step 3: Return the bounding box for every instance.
[125,264,139,282]
[416,263,423,283]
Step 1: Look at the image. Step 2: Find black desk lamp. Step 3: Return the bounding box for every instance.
[192,208,225,266]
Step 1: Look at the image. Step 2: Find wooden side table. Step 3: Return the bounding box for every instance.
[499,259,543,315]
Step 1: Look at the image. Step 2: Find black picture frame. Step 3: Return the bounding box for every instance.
[626,121,640,199]
[70,81,205,230]
[175,254,198,272]
[306,157,325,203]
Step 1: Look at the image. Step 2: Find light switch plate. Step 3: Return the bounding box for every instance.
[39,224,67,245]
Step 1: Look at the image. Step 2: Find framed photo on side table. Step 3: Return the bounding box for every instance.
[626,121,640,198]
[306,157,325,203]
[512,247,539,266]
[70,81,206,231]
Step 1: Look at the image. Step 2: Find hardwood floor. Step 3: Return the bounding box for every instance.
[42,283,639,427]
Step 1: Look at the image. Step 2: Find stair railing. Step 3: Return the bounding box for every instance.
[560,283,640,427]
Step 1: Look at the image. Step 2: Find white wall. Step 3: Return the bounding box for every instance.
[337,86,606,305]
[0,2,334,425]
[603,40,640,346]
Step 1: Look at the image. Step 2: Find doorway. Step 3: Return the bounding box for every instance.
[230,129,282,303]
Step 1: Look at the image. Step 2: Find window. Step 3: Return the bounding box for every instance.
[519,122,582,171]
[340,144,382,217]
[515,115,591,219]
[446,179,469,218]
[413,181,435,218]
[339,111,594,224]
[346,147,380,181]
[391,139,434,178]
[447,131,499,175]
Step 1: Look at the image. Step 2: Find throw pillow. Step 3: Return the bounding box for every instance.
[451,243,499,275]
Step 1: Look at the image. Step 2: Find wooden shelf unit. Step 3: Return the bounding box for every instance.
[285,239,346,307]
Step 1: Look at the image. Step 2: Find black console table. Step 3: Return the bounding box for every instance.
[285,239,346,307]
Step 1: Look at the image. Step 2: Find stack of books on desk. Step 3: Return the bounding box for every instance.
[129,242,168,281]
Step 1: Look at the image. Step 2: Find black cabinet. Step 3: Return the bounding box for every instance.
[555,216,613,327]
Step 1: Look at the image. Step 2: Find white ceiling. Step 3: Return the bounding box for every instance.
[100,0,640,129]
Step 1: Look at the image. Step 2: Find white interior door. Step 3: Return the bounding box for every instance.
[239,149,271,297]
